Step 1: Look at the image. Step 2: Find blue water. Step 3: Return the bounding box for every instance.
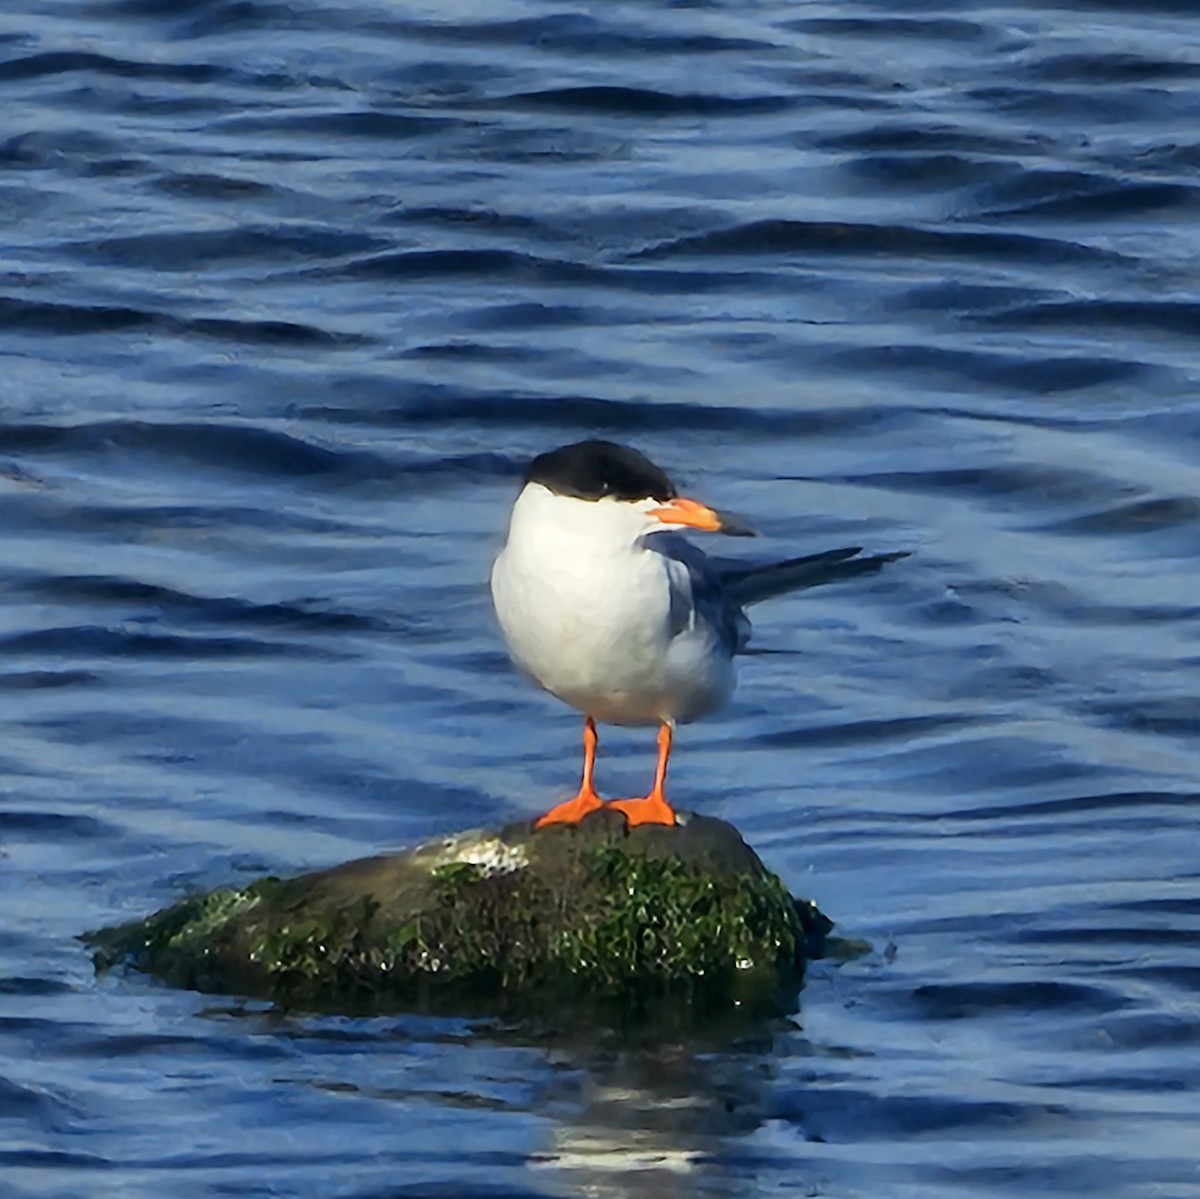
[3,1,1200,1195]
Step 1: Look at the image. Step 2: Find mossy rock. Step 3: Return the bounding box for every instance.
[87,810,831,1021]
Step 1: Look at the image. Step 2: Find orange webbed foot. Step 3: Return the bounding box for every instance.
[533,788,605,829]
[606,794,678,828]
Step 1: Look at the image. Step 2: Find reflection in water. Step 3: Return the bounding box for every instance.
[533,1030,783,1199]
[4,0,1200,1195]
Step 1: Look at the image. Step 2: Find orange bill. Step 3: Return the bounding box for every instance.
[648,497,756,536]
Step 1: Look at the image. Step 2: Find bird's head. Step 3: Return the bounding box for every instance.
[513,440,755,546]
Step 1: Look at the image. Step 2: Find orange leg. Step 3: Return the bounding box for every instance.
[534,716,605,828]
[608,722,678,827]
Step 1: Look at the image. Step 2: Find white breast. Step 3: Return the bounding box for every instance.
[490,484,735,726]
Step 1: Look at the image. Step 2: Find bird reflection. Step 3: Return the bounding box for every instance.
[528,1023,791,1199]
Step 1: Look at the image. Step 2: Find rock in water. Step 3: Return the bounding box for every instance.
[87,810,830,1018]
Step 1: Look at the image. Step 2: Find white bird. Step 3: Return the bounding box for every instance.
[490,440,901,829]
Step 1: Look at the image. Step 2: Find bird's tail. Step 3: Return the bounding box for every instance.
[722,546,909,607]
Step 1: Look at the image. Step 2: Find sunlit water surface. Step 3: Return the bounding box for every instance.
[3,1,1200,1196]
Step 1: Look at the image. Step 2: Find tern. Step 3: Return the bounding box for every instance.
[491,440,901,829]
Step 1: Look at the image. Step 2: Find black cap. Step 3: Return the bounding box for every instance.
[524,440,677,503]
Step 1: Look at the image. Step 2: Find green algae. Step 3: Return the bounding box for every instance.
[429,861,487,888]
[543,844,800,989]
[87,812,825,1018]
[91,881,268,975]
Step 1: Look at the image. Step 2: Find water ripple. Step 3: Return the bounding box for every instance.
[3,1,1200,1196]
[630,218,1130,266]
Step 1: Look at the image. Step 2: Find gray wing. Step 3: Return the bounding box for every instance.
[644,532,751,655]
[718,546,909,607]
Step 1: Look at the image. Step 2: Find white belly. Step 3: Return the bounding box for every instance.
[491,543,734,726]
